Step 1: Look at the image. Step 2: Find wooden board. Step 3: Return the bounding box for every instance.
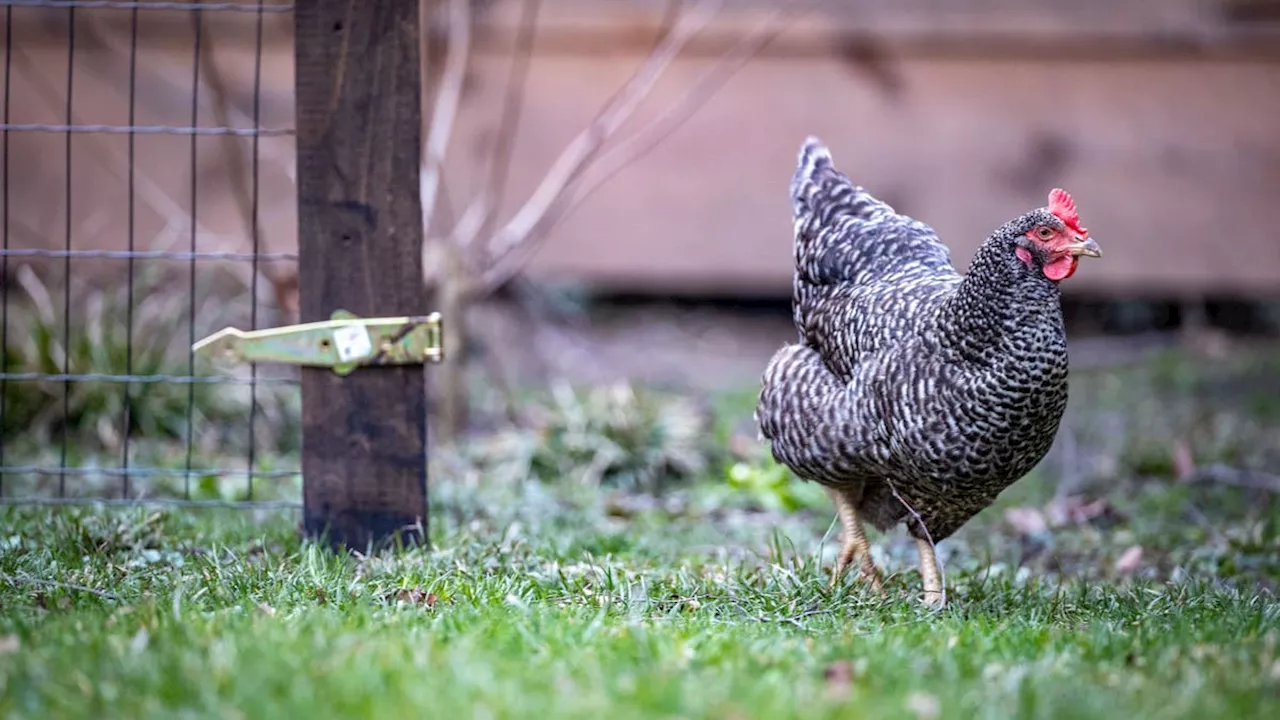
[443,53,1280,298]
[6,2,1280,300]
[294,0,428,551]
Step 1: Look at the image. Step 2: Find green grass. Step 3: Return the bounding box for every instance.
[2,467,1278,719]
[2,342,1279,718]
[0,263,301,503]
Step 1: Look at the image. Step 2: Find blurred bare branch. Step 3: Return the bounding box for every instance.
[540,0,800,257]
[13,44,205,251]
[197,19,255,244]
[458,0,542,251]
[471,0,725,293]
[196,16,295,317]
[1189,464,1280,493]
[422,0,815,442]
[421,0,472,239]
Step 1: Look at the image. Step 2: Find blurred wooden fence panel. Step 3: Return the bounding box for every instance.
[6,0,1280,300]
[0,4,298,315]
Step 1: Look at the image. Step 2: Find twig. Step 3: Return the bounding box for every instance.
[421,0,472,239]
[849,616,934,637]
[1183,501,1229,545]
[12,46,214,255]
[550,0,808,234]
[473,0,816,296]
[473,0,725,293]
[886,481,947,608]
[194,15,287,312]
[1190,464,1280,493]
[818,509,839,567]
[651,0,688,53]
[790,606,837,621]
[457,0,543,250]
[196,17,258,247]
[1,572,122,602]
[74,11,296,176]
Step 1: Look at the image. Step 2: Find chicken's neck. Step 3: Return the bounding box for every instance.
[940,235,1066,364]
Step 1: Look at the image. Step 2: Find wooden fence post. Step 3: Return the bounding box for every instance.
[294,0,428,551]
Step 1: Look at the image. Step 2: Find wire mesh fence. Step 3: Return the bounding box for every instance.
[0,0,302,508]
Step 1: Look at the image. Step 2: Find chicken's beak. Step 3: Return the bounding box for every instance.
[1066,237,1102,259]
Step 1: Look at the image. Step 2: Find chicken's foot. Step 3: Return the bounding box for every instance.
[827,488,882,592]
[915,537,944,607]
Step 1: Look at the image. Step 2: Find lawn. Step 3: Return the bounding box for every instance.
[2,347,1280,719]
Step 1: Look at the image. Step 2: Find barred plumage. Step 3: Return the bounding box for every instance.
[756,136,1101,604]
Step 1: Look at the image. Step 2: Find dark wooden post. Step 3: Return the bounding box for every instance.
[294,0,428,551]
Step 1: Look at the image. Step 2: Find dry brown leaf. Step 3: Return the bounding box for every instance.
[1004,507,1049,536]
[392,588,438,608]
[823,659,857,700]
[1115,545,1144,576]
[0,635,19,654]
[1172,440,1196,481]
[1045,496,1122,528]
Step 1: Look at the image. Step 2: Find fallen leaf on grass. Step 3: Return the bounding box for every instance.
[1114,545,1144,576]
[823,660,857,700]
[1172,440,1196,481]
[257,602,276,616]
[1008,497,1125,538]
[390,588,438,608]
[1045,496,1124,528]
[1005,507,1048,535]
[0,635,18,654]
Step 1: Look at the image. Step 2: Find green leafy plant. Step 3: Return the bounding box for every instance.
[725,456,827,513]
[1,263,301,498]
[461,381,717,493]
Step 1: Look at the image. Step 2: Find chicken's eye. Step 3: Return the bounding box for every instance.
[1035,226,1054,240]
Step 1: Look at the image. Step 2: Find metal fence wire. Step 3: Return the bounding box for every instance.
[0,0,302,508]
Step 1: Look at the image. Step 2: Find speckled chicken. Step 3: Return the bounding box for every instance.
[755,137,1102,605]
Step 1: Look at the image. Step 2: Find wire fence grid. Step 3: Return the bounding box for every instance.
[0,0,303,508]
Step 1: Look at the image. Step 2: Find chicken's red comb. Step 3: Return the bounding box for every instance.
[1048,188,1086,234]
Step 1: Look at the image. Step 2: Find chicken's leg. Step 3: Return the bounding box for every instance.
[827,488,882,591]
[915,537,944,607]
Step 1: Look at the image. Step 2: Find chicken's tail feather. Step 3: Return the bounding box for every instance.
[790,136,833,215]
[789,136,893,270]
[787,136,953,298]
[789,136,884,223]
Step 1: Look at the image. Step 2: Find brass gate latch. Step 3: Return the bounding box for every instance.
[193,310,443,375]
